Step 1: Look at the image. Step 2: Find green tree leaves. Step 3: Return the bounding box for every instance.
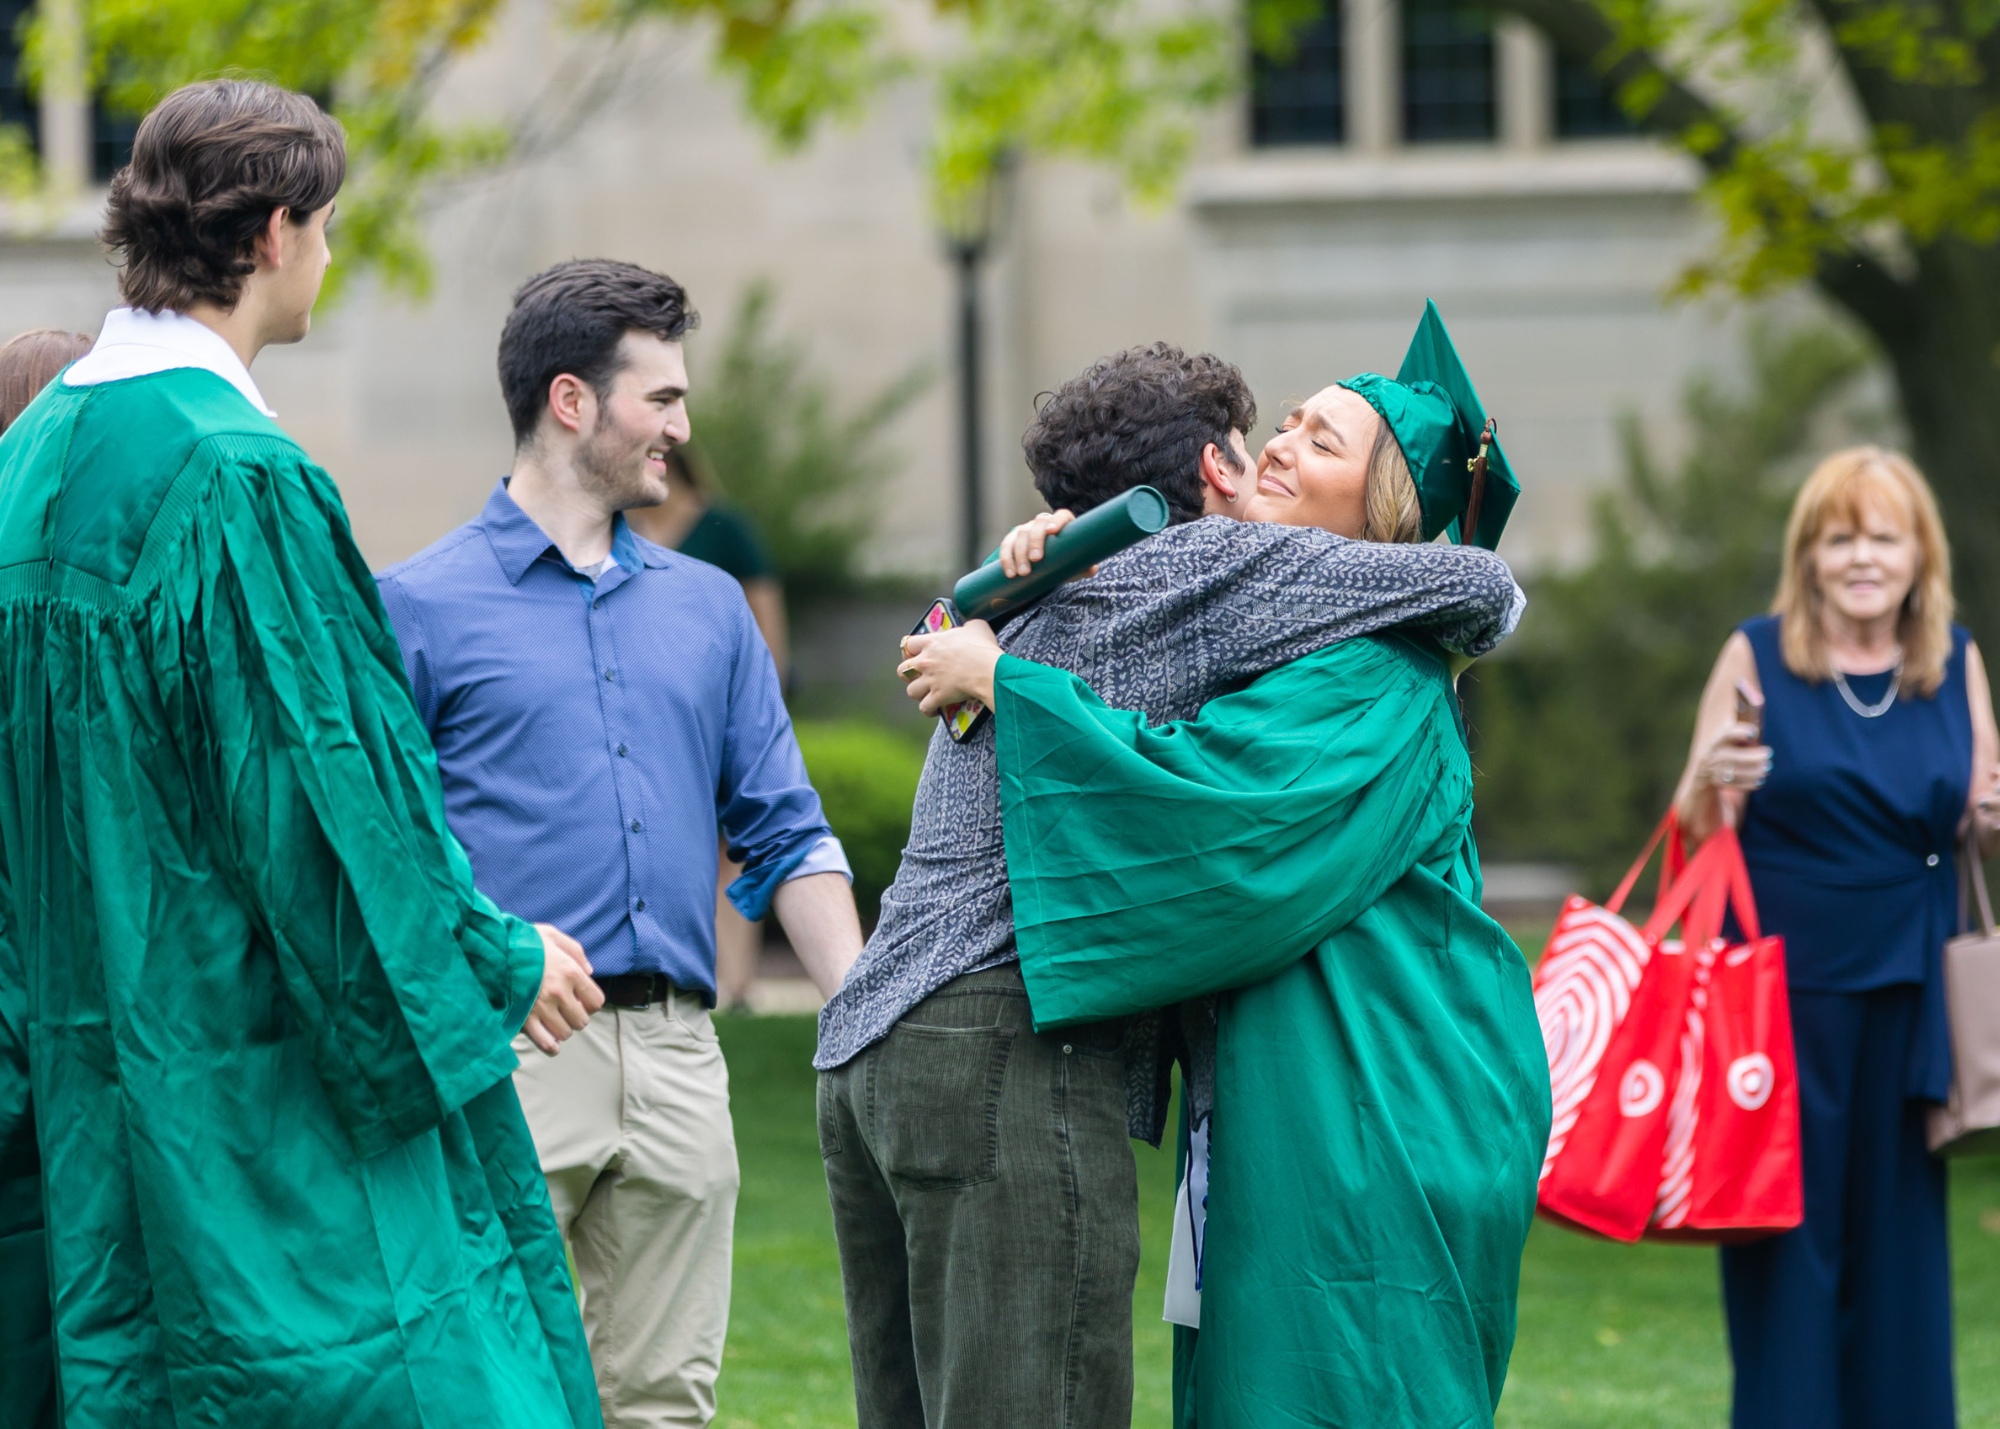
[34,0,1232,285]
[927,0,1233,213]
[35,0,511,297]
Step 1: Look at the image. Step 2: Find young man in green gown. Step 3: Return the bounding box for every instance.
[0,81,604,1428]
[902,306,1553,1426]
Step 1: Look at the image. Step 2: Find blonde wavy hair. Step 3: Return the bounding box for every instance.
[1773,445,1953,697]
[1363,417,1424,544]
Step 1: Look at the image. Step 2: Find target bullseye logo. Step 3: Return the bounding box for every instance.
[1618,1059,1666,1118]
[1726,1053,1775,1111]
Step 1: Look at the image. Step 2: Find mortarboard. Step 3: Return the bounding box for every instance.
[1338,300,1520,550]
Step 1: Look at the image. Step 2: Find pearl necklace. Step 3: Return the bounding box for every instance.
[1832,654,1903,719]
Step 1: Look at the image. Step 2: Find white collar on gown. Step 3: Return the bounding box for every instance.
[62,306,276,418]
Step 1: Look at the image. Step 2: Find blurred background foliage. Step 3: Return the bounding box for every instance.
[27,0,517,298]
[792,719,928,926]
[14,0,1233,295]
[686,284,932,606]
[21,0,2000,639]
[1466,321,1883,894]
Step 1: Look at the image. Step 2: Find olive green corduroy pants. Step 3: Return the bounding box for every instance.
[819,965,1140,1429]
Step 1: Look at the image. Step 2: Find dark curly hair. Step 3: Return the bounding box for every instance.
[101,80,345,314]
[498,259,699,447]
[1021,344,1256,523]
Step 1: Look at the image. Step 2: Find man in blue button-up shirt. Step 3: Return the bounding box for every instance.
[379,260,863,1428]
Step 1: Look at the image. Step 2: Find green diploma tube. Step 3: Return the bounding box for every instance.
[950,484,1170,622]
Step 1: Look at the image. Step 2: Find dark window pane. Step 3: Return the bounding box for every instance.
[1251,0,1343,147]
[0,0,38,152]
[92,98,137,182]
[1403,0,1493,143]
[1556,53,1633,137]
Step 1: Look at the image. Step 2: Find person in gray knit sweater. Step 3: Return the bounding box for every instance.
[814,344,1521,1429]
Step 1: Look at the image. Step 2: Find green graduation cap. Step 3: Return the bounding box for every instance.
[1338,300,1520,550]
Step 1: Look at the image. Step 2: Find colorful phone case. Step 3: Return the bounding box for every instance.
[910,599,991,743]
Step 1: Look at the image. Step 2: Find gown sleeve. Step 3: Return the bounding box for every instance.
[156,440,545,1158]
[993,635,1470,1028]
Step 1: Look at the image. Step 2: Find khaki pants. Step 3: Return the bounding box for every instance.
[512,991,739,1428]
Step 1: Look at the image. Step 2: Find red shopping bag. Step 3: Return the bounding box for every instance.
[1533,815,1803,1244]
[1649,848,1802,1240]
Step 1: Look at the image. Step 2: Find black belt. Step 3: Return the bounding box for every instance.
[593,972,689,1009]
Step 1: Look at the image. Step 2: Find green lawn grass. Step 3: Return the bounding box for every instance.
[716,1014,2000,1428]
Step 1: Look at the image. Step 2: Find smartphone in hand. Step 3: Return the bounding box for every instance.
[909,599,991,743]
[1734,679,1765,739]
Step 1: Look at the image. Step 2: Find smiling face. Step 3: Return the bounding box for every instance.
[573,332,692,512]
[1808,487,1920,631]
[1240,384,1385,537]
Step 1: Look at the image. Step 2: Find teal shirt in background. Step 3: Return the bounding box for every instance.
[677,505,773,582]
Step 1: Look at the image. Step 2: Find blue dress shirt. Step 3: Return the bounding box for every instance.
[377,480,843,997]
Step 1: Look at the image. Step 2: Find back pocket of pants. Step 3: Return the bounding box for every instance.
[870,1023,1014,1189]
[817,1072,845,1159]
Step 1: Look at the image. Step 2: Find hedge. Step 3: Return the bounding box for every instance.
[793,720,930,925]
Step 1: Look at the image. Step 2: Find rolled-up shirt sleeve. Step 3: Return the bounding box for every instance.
[787,836,853,882]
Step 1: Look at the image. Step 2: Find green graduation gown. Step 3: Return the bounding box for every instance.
[993,635,1552,1428]
[0,369,600,1428]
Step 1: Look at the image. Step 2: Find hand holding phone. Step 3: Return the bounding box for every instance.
[905,600,991,742]
[1734,679,1765,739]
[1704,679,1772,807]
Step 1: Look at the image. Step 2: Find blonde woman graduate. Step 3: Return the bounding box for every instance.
[900,305,1553,1428]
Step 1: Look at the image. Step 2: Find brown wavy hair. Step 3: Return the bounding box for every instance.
[101,80,345,314]
[1773,446,1953,697]
[0,328,91,432]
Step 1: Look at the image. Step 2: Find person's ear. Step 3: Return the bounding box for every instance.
[1198,441,1239,502]
[253,207,290,270]
[545,373,594,438]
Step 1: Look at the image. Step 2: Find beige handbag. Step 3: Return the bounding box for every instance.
[1927,840,2000,1156]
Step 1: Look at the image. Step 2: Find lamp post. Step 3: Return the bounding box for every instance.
[938,162,1007,575]
[948,235,986,575]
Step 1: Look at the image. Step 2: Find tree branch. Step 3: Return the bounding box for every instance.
[1488,0,1740,173]
[1487,0,1917,344]
[1795,0,1989,142]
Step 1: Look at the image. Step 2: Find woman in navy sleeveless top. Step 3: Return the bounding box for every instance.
[1674,447,2000,1429]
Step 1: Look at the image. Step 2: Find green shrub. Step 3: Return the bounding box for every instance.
[795,719,930,924]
